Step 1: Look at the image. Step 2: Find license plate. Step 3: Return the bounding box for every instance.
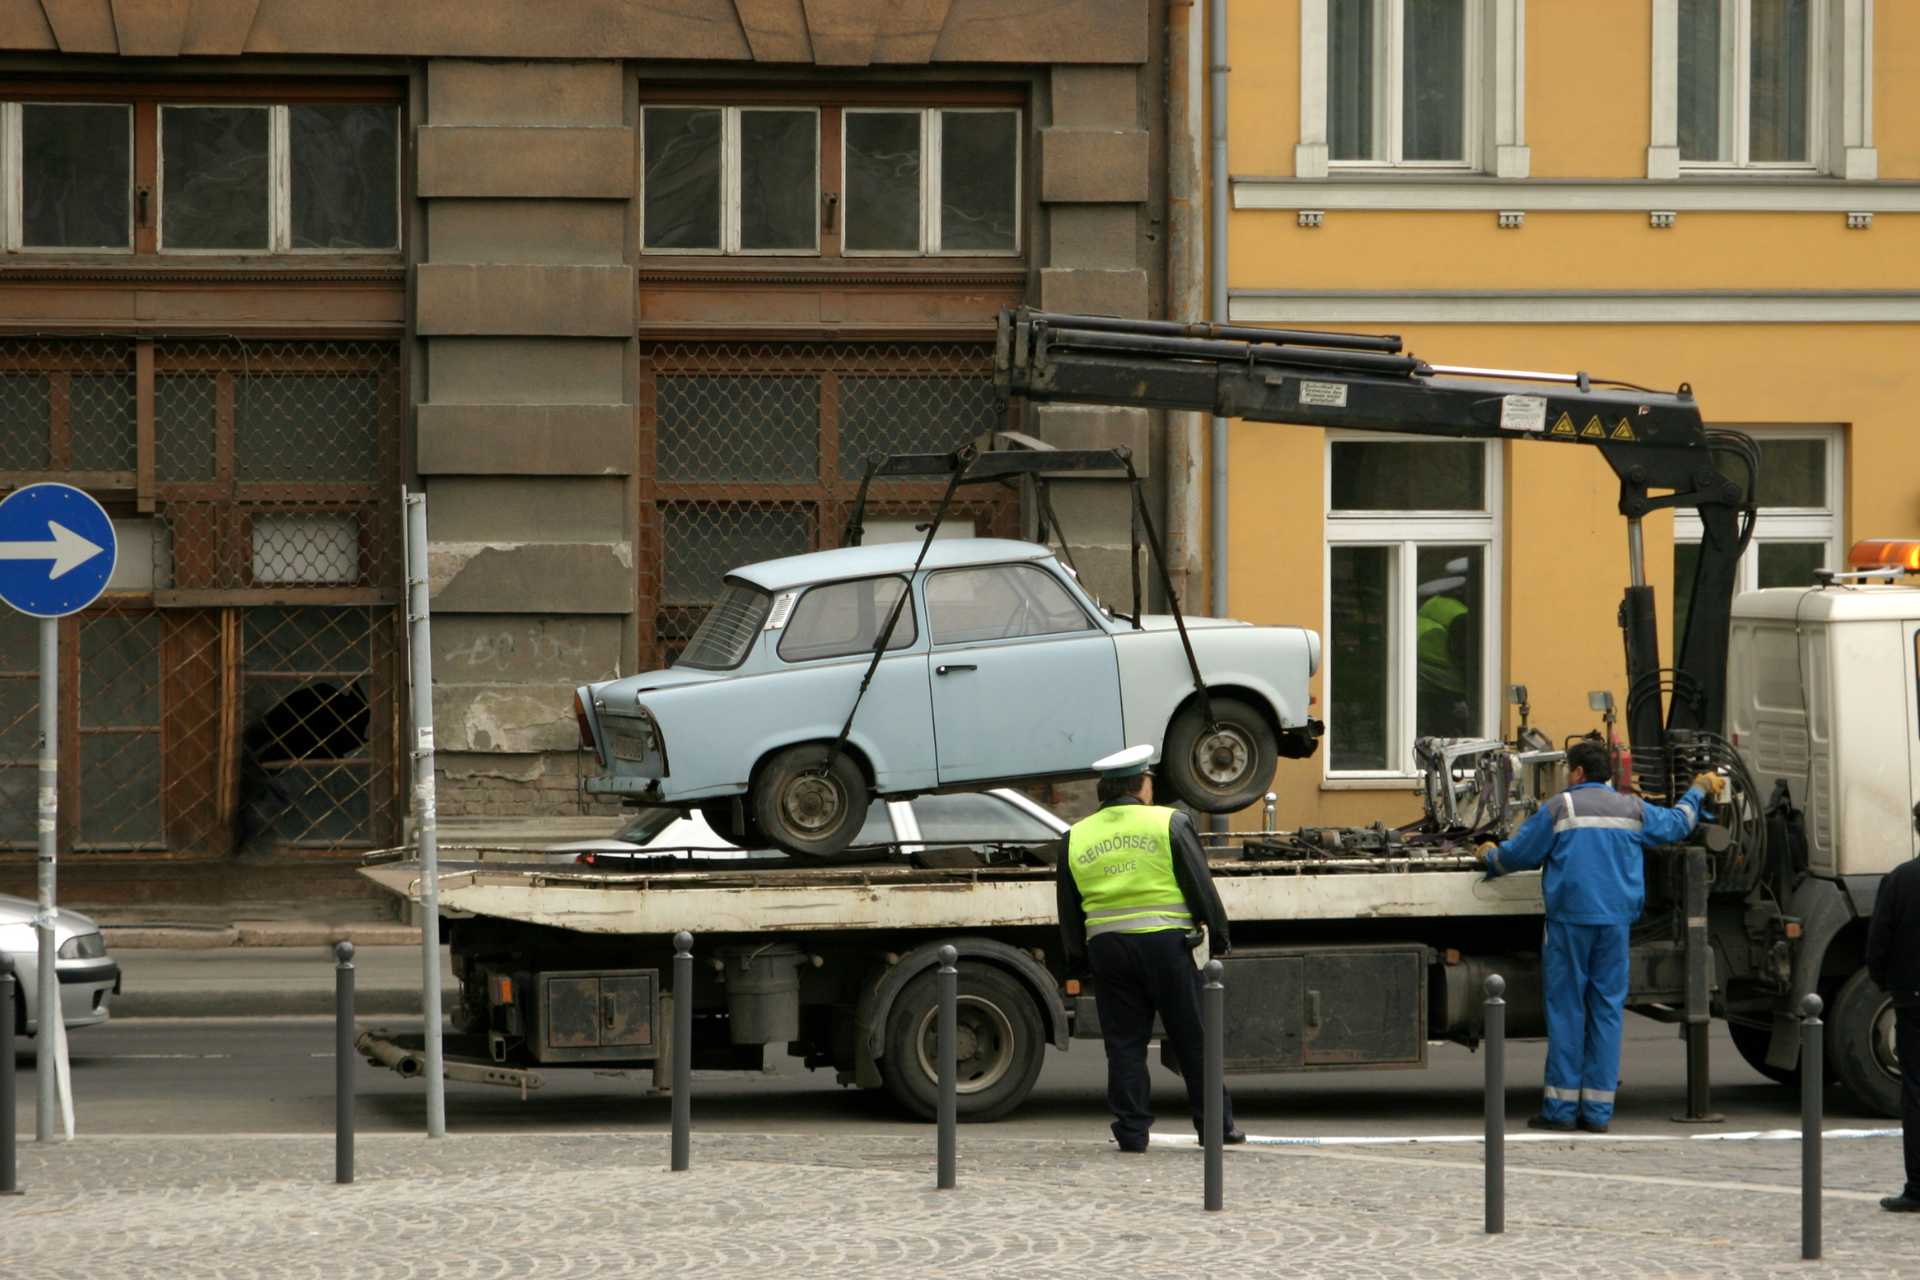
[612,733,653,762]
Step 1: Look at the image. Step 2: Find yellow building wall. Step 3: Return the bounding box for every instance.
[1218,3,1920,831]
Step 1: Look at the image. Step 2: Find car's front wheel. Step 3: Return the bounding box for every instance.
[750,743,871,858]
[1160,697,1278,813]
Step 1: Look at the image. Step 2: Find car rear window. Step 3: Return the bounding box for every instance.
[912,793,1058,843]
[777,575,916,662]
[926,563,1093,645]
[677,580,771,669]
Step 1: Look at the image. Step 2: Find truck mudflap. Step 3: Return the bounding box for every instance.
[1766,875,1865,1071]
[859,937,1068,1064]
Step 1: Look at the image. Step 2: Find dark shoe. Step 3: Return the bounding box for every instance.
[1527,1114,1576,1132]
[1576,1116,1609,1134]
[1881,1195,1920,1212]
[1223,1129,1248,1145]
[1115,1143,1148,1154]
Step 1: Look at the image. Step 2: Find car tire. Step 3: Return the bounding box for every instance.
[1827,966,1902,1118]
[749,743,871,859]
[1161,697,1278,814]
[878,960,1045,1123]
[1727,1019,1798,1087]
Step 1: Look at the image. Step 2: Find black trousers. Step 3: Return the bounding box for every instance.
[1899,1005,1920,1199]
[1089,928,1235,1148]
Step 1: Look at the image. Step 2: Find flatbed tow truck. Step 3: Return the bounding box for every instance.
[361,309,1913,1123]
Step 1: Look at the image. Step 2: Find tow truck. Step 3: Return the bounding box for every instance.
[360,309,1910,1122]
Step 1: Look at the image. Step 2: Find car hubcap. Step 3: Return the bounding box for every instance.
[781,771,845,835]
[1193,725,1252,789]
[915,995,1016,1094]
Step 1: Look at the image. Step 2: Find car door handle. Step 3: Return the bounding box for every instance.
[935,664,978,675]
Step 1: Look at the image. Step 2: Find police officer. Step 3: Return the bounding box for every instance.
[1479,739,1720,1133]
[1865,801,1920,1212]
[1058,744,1245,1152]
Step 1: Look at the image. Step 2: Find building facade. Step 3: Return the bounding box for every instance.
[0,0,1177,914]
[1215,0,1920,829]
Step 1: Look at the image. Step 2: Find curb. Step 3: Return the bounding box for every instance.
[110,989,457,1019]
[100,923,424,949]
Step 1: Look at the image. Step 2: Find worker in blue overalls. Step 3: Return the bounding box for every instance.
[1478,739,1722,1133]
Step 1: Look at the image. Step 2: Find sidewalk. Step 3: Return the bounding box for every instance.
[4,1130,1914,1278]
[107,945,455,1018]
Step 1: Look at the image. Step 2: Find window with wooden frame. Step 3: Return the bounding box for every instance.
[639,90,1024,259]
[0,83,401,255]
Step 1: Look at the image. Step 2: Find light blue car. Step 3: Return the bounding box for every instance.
[575,538,1320,857]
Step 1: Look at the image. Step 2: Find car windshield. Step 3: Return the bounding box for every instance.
[911,793,1057,843]
[677,581,772,669]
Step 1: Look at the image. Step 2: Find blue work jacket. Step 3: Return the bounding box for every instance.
[1484,781,1707,925]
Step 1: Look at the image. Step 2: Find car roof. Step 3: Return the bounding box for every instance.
[729,538,1057,593]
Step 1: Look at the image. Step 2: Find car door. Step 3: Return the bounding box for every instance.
[924,562,1123,784]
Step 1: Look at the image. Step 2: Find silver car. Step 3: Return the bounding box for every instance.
[0,893,119,1034]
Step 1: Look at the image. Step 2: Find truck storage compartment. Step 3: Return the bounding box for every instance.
[529,968,658,1064]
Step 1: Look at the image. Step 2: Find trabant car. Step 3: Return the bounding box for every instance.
[575,538,1319,857]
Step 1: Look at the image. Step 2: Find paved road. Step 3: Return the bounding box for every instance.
[4,1130,1916,1278]
[9,1008,1887,1139]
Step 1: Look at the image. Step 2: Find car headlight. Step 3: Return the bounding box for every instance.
[58,932,106,960]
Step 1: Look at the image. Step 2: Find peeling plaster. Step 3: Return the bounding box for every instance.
[428,541,634,596]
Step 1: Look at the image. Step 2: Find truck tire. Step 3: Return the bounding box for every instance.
[1727,1020,1798,1087]
[750,744,870,859]
[1827,967,1902,1118]
[878,961,1045,1123]
[1161,697,1278,814]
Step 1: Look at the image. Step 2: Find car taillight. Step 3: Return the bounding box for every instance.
[574,692,602,766]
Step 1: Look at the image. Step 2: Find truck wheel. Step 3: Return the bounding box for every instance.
[1161,697,1277,814]
[878,961,1045,1123]
[750,744,870,859]
[1827,967,1902,1118]
[1727,1020,1798,1087]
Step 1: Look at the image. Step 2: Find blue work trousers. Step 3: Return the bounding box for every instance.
[1542,920,1630,1124]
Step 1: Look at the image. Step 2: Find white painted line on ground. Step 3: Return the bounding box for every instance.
[1152,1128,1901,1147]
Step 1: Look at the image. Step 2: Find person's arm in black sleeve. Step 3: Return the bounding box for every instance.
[1168,811,1231,955]
[1057,856,1091,979]
[1867,863,1901,992]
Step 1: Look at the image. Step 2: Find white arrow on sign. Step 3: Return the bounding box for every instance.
[0,520,106,579]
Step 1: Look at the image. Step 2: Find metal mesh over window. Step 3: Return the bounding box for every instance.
[641,342,1012,667]
[0,338,402,859]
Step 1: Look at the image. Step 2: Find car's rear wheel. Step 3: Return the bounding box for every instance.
[1161,697,1277,813]
[698,798,766,849]
[878,961,1045,1122]
[750,743,870,858]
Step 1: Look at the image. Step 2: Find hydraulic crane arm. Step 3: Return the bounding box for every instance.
[993,307,1757,788]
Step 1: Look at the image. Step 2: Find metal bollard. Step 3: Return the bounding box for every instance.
[1483,974,1506,1235]
[671,932,693,1172]
[1,955,19,1195]
[1203,958,1224,1212]
[936,945,957,1190]
[1801,992,1823,1261]
[334,941,355,1185]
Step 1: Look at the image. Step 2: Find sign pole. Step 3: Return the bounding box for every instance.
[404,489,446,1138]
[34,617,56,1141]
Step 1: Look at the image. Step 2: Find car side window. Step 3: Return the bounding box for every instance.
[776,575,916,662]
[911,793,1058,843]
[926,563,1094,645]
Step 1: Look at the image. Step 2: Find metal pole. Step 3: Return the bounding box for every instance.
[1,957,19,1195]
[335,942,355,1185]
[1677,847,1721,1122]
[34,615,56,1143]
[937,945,958,1189]
[1484,974,1506,1235]
[1207,0,1229,620]
[671,931,692,1171]
[403,490,446,1139]
[1801,992,1823,1261]
[1203,958,1224,1211]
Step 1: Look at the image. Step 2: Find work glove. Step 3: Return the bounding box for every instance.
[1691,772,1727,800]
[1476,841,1499,879]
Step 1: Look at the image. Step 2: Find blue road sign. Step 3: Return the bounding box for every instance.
[0,483,116,617]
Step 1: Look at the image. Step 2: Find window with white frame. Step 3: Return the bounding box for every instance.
[0,99,399,254]
[1325,438,1500,775]
[1673,427,1842,644]
[640,105,1021,257]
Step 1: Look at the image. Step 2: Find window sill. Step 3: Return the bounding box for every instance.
[1234,173,1920,215]
[1320,777,1421,791]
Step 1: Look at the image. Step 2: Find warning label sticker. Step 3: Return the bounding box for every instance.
[1580,416,1606,439]
[1299,381,1348,408]
[1609,419,1637,441]
[1549,412,1577,437]
[1499,394,1547,432]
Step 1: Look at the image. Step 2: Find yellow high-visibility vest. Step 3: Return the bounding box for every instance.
[1066,804,1191,938]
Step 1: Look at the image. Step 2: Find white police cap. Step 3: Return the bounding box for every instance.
[1092,744,1156,777]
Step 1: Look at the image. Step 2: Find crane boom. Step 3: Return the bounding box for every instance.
[993,307,1757,793]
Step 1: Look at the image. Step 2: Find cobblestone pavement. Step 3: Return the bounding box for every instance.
[4,1130,1917,1278]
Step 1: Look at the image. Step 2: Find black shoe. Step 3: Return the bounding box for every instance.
[1224,1129,1248,1145]
[1882,1194,1920,1212]
[1527,1114,1576,1132]
[1576,1116,1609,1134]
